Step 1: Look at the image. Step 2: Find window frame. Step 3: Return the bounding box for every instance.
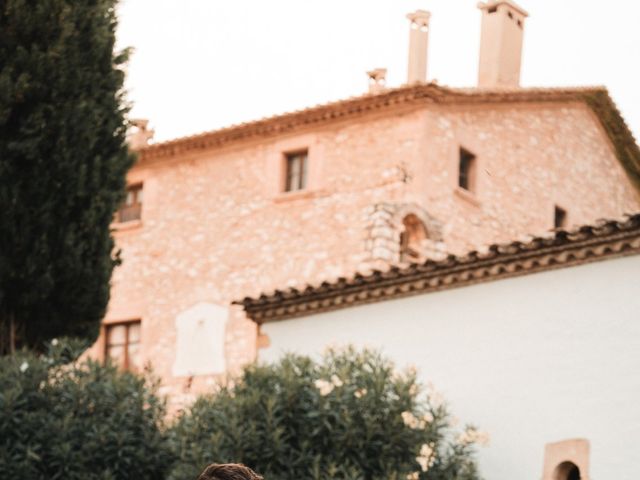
[458,148,477,192]
[116,183,143,223]
[104,319,141,371]
[283,150,308,193]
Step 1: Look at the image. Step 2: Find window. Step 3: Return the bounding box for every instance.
[284,151,308,192]
[458,148,476,192]
[400,214,428,262]
[117,184,143,222]
[554,206,567,229]
[105,320,141,371]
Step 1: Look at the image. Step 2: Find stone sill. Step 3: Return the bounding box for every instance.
[112,219,143,233]
[273,189,324,203]
[454,187,481,208]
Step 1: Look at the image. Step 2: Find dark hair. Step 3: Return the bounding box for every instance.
[197,463,263,480]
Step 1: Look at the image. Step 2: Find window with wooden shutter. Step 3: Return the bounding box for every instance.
[117,184,143,222]
[284,151,308,192]
[105,320,141,371]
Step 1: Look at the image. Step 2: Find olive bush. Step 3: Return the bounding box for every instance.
[168,347,486,480]
[0,340,173,479]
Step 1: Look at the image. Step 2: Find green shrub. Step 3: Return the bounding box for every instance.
[168,347,485,480]
[0,340,173,480]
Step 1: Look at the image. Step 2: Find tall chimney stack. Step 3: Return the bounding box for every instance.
[406,10,431,84]
[477,0,528,88]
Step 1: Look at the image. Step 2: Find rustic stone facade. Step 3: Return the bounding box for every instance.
[239,215,640,324]
[86,85,640,407]
[364,202,444,265]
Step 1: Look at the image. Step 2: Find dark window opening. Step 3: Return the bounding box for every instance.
[488,6,497,13]
[105,320,141,371]
[553,461,580,480]
[117,184,143,222]
[517,19,523,28]
[554,206,567,229]
[284,151,308,192]
[508,11,514,19]
[458,148,477,192]
[568,466,580,480]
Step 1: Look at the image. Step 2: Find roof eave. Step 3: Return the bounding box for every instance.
[133,83,640,192]
[236,214,640,324]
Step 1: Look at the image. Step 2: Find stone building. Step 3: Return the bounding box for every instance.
[88,0,640,412]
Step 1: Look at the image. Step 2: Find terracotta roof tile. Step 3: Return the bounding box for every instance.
[236,214,640,323]
[136,82,640,190]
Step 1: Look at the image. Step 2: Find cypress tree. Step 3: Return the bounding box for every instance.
[0,0,133,354]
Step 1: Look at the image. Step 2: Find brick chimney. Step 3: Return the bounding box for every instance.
[477,0,528,88]
[367,68,387,94]
[406,10,431,84]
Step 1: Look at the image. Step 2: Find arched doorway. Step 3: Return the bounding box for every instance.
[553,461,580,480]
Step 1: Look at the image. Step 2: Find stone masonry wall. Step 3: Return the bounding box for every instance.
[87,101,639,408]
[416,102,639,254]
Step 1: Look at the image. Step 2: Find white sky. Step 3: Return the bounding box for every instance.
[116,0,640,143]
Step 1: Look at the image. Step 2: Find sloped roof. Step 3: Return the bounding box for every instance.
[236,214,640,324]
[137,83,640,190]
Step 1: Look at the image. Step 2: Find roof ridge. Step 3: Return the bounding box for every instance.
[133,83,640,191]
[135,83,611,155]
[139,83,609,152]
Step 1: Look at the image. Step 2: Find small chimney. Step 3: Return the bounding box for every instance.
[128,119,154,149]
[406,10,431,84]
[367,68,387,94]
[477,0,528,88]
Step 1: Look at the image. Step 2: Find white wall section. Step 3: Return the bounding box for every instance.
[173,302,228,376]
[260,256,640,480]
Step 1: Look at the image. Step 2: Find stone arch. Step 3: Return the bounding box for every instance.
[364,202,443,264]
[542,439,590,480]
[399,214,428,262]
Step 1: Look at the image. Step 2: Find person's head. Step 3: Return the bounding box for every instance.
[197,463,263,480]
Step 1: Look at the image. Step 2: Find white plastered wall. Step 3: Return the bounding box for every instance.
[173,302,228,376]
[260,255,640,480]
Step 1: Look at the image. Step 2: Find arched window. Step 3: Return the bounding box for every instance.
[542,439,589,480]
[553,461,580,480]
[399,214,428,262]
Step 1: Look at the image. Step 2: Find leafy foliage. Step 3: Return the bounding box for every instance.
[168,347,484,480]
[0,340,173,480]
[0,0,133,353]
